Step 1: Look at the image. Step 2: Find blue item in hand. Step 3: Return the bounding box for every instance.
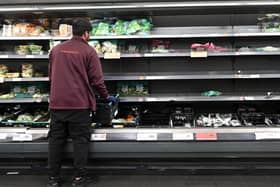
[107,96,119,104]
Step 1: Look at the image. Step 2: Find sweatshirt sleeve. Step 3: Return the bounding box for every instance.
[87,50,109,98]
[48,50,52,84]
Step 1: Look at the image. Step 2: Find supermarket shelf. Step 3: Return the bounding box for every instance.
[0,26,280,41]
[2,51,280,59]
[4,77,49,82]
[0,98,48,103]
[0,36,51,40]
[104,71,280,80]
[120,93,280,102]
[2,1,280,12]
[2,71,280,82]
[1,127,280,143]
[0,54,49,59]
[21,127,280,135]
[0,93,278,103]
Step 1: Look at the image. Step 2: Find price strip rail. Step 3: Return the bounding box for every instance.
[1,128,280,142]
[89,128,280,141]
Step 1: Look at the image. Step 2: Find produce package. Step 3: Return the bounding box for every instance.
[22,63,33,78]
[0,64,8,77]
[0,93,14,99]
[49,40,61,51]
[117,81,149,96]
[91,18,152,36]
[2,25,13,37]
[29,44,43,55]
[16,113,33,122]
[13,23,45,36]
[88,40,102,54]
[201,90,222,97]
[151,40,170,53]
[265,114,280,126]
[258,14,280,32]
[102,41,118,54]
[191,42,228,52]
[59,24,72,36]
[5,73,20,78]
[169,107,194,128]
[94,22,111,36]
[15,44,43,55]
[15,45,29,55]
[196,113,241,128]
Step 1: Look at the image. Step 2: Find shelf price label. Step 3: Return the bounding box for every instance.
[11,78,22,81]
[0,133,7,140]
[26,55,35,58]
[244,96,254,101]
[190,51,208,58]
[195,133,217,140]
[255,132,280,140]
[0,77,4,83]
[234,74,260,79]
[250,74,260,78]
[0,55,8,58]
[104,52,121,59]
[137,133,157,141]
[12,134,32,141]
[91,133,107,141]
[172,133,194,141]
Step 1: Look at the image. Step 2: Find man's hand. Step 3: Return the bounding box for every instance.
[107,96,119,104]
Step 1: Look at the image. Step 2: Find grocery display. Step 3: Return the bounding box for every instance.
[117,81,149,96]
[0,105,49,127]
[196,113,242,128]
[91,18,152,36]
[258,14,280,32]
[191,42,229,52]
[1,1,280,161]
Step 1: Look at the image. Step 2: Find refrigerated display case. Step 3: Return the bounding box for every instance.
[1,1,280,163]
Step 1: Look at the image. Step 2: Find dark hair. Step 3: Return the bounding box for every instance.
[72,19,92,36]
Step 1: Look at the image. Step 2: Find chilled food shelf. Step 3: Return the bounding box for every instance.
[0,54,49,59]
[4,77,49,82]
[2,127,280,142]
[3,51,280,59]
[105,71,280,80]
[2,1,280,12]
[120,93,280,102]
[0,98,48,103]
[2,71,280,83]
[0,26,280,40]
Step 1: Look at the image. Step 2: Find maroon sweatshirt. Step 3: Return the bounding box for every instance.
[49,36,108,111]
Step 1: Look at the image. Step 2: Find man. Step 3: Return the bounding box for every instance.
[47,19,117,187]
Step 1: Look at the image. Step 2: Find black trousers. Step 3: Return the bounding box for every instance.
[48,109,92,178]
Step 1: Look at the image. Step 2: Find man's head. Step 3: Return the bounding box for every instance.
[72,19,92,41]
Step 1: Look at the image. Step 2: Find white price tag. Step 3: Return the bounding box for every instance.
[244,96,254,101]
[104,52,121,59]
[12,78,22,81]
[0,77,4,83]
[172,133,194,140]
[35,98,42,103]
[190,51,208,58]
[12,134,32,141]
[137,98,144,102]
[137,133,157,141]
[138,76,145,80]
[250,74,260,78]
[0,55,8,58]
[255,132,280,140]
[0,133,7,140]
[91,133,107,141]
[26,55,35,58]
